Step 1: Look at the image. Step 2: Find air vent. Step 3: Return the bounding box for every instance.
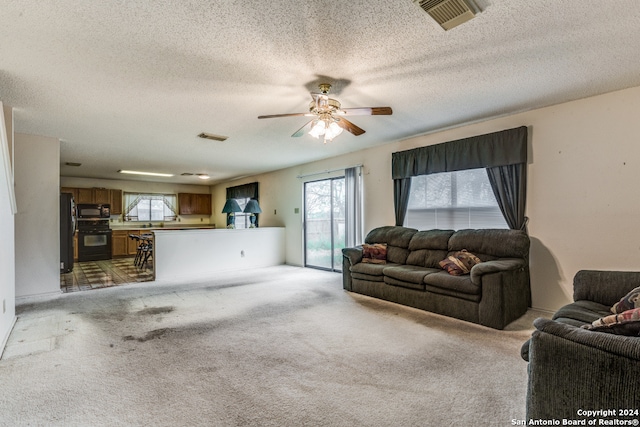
[65,162,82,167]
[414,0,477,30]
[198,132,228,142]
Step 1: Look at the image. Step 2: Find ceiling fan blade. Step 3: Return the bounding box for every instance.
[258,112,313,119]
[291,120,313,137]
[336,117,365,136]
[336,107,393,116]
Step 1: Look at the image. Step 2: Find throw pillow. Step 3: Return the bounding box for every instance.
[583,308,640,336]
[362,243,387,264]
[439,250,482,276]
[611,286,640,313]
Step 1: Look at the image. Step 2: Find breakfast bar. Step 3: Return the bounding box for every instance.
[152,227,286,282]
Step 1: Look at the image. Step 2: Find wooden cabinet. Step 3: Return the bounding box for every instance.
[112,230,129,257]
[127,233,140,255]
[62,187,122,213]
[110,189,123,214]
[178,193,212,215]
[73,232,78,262]
[76,188,95,204]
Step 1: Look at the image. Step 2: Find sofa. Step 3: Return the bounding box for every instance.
[341,226,531,329]
[521,270,640,420]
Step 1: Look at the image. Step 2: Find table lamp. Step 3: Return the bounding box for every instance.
[243,199,262,228]
[222,199,242,228]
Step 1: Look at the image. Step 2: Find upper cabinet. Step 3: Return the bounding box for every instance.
[178,193,212,215]
[61,187,123,214]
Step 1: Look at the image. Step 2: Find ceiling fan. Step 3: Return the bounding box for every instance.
[258,83,392,143]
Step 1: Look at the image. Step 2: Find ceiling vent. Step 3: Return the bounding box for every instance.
[413,0,478,30]
[198,132,228,142]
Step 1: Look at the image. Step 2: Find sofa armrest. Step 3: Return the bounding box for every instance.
[342,246,363,267]
[531,317,640,360]
[470,258,526,285]
[573,270,640,306]
[525,317,640,420]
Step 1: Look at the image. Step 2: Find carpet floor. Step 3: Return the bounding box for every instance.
[0,266,541,426]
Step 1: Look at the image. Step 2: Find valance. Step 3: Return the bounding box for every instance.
[392,126,528,179]
[226,182,259,200]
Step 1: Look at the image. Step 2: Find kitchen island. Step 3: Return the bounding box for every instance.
[152,227,285,282]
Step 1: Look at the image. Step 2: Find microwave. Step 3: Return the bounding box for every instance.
[77,203,111,219]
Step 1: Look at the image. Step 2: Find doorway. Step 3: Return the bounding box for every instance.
[304,177,345,272]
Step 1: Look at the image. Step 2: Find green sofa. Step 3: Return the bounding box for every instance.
[341,226,531,329]
[521,270,640,420]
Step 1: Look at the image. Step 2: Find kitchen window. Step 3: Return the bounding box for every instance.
[123,193,178,222]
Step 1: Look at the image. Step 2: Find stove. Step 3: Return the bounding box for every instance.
[77,218,112,262]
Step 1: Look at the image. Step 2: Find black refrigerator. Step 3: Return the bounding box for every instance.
[60,193,76,273]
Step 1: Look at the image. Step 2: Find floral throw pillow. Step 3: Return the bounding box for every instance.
[362,243,387,264]
[583,308,640,336]
[439,250,482,276]
[611,286,640,314]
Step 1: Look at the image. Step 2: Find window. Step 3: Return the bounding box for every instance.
[233,197,250,229]
[123,193,178,222]
[404,168,508,230]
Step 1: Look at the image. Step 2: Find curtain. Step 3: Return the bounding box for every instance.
[487,164,528,230]
[226,182,259,227]
[344,166,363,246]
[391,126,528,230]
[226,182,259,200]
[392,126,527,179]
[394,178,412,226]
[123,193,177,221]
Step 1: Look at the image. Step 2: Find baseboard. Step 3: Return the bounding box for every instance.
[15,289,62,304]
[0,315,17,359]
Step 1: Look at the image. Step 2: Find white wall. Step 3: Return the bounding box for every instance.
[154,228,285,282]
[0,104,16,352]
[60,176,213,226]
[14,133,61,297]
[213,84,640,312]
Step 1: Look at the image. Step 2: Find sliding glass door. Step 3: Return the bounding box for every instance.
[304,177,345,271]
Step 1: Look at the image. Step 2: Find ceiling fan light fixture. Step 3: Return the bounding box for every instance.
[325,121,343,141]
[309,119,326,138]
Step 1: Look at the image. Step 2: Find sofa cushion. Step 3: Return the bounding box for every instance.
[448,229,529,260]
[352,260,392,282]
[611,286,640,314]
[365,226,417,264]
[383,265,440,284]
[423,270,480,295]
[384,275,426,290]
[552,300,612,327]
[406,229,454,268]
[439,250,482,276]
[362,243,387,264]
[583,308,640,336]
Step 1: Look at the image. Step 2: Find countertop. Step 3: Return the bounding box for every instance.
[110,224,216,231]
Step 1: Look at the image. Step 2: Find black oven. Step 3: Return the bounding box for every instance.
[77,204,110,219]
[77,218,112,262]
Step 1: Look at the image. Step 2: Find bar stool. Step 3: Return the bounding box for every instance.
[139,234,153,269]
[129,234,143,266]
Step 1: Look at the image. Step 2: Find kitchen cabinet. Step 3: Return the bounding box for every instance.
[62,187,122,213]
[73,232,78,262]
[110,189,123,214]
[76,187,110,204]
[178,193,212,215]
[112,230,129,257]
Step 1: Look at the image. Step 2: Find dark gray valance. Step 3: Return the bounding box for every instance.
[226,182,259,200]
[392,126,528,179]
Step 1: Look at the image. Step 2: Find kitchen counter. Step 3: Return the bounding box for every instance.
[110,224,216,231]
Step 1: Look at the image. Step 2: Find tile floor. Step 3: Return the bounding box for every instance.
[60,257,154,293]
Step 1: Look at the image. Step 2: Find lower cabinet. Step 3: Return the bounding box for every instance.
[112,231,129,257]
[111,230,149,257]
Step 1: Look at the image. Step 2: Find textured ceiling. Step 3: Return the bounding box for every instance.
[1,0,640,185]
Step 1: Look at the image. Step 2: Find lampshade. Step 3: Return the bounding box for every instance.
[221,198,242,213]
[243,199,262,214]
[308,116,343,143]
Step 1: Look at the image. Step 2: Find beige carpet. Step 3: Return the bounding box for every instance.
[0,265,540,426]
